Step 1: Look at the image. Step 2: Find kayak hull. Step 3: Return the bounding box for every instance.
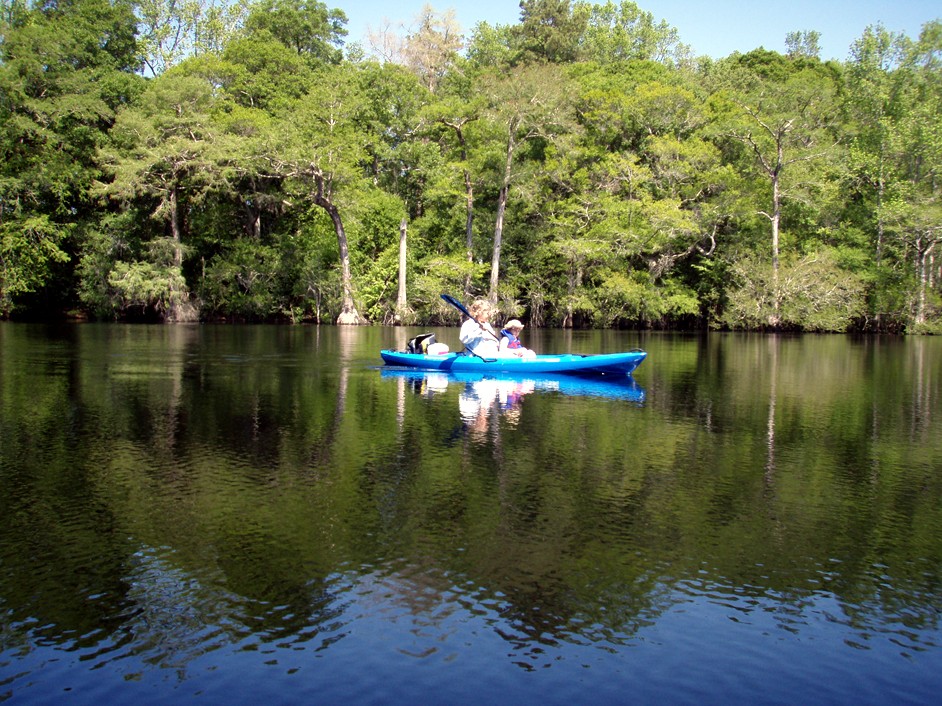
[379,349,646,376]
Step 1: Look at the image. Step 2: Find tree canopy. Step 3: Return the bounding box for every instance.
[1,0,940,331]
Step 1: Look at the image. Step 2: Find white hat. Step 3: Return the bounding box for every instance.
[504,319,524,330]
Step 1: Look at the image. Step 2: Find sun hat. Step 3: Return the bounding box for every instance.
[504,319,524,330]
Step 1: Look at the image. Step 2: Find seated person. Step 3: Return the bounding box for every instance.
[499,320,536,358]
[459,299,501,357]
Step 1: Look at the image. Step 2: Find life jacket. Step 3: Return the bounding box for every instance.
[500,329,522,348]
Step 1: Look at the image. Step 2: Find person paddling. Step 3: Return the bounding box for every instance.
[459,299,502,357]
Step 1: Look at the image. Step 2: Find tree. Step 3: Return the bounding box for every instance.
[843,21,942,330]
[717,56,840,324]
[579,0,688,65]
[883,21,942,328]
[479,63,575,302]
[515,0,588,64]
[882,194,942,327]
[243,0,347,65]
[721,250,865,331]
[0,0,141,316]
[98,72,224,321]
[845,23,908,264]
[400,4,463,93]
[785,30,821,60]
[271,65,369,324]
[136,0,248,76]
[423,92,484,297]
[465,21,516,69]
[537,63,724,327]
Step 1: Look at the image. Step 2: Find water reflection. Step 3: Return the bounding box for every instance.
[380,369,645,405]
[380,369,645,441]
[385,370,526,444]
[2,326,941,706]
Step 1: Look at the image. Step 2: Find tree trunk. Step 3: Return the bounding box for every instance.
[166,186,196,322]
[916,238,928,326]
[771,172,781,275]
[459,128,475,299]
[770,168,781,326]
[464,168,475,298]
[170,186,183,269]
[313,177,362,325]
[490,138,515,302]
[397,217,407,314]
[330,207,361,325]
[563,265,582,328]
[440,119,477,298]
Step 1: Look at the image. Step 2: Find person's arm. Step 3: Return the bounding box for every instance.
[459,319,474,345]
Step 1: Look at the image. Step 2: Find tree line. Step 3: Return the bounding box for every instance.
[1,0,940,331]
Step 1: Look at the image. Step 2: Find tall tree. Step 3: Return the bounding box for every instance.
[846,23,908,264]
[884,21,942,327]
[785,30,821,60]
[243,0,347,64]
[0,0,141,316]
[424,91,484,296]
[98,72,223,321]
[400,4,463,93]
[271,64,368,324]
[479,62,575,301]
[579,0,688,65]
[717,55,840,324]
[515,0,588,64]
[136,0,248,76]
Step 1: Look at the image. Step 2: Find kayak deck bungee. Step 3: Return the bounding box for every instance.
[379,349,646,376]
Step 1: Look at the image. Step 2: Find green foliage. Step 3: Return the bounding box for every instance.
[201,239,282,319]
[721,251,866,331]
[219,33,311,109]
[0,215,71,315]
[579,0,689,65]
[0,0,143,317]
[136,0,248,75]
[76,210,140,317]
[412,254,486,321]
[243,0,347,65]
[515,0,588,64]
[0,2,939,330]
[465,22,517,69]
[107,257,187,317]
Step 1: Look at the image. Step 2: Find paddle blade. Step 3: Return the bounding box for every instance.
[440,293,472,319]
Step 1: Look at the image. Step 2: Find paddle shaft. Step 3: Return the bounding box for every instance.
[440,294,501,342]
[440,293,501,361]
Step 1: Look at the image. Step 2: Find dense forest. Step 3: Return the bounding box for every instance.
[0,0,940,331]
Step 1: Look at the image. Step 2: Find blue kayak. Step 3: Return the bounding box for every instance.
[379,349,646,376]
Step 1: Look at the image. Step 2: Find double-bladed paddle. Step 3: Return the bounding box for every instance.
[440,293,500,361]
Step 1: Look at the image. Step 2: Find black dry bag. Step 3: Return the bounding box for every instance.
[406,333,436,354]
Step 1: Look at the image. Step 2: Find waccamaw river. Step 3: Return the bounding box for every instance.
[1,323,940,705]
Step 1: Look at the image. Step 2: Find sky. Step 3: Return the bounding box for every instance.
[331,0,940,61]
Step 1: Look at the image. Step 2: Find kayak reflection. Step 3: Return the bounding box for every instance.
[380,369,646,406]
[382,369,644,442]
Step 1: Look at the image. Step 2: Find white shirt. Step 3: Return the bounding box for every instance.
[459,318,500,356]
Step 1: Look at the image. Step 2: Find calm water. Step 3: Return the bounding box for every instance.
[1,324,940,705]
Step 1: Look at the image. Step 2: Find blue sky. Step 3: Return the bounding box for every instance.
[331,0,940,61]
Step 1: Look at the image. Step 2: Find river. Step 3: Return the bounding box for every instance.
[1,324,940,705]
